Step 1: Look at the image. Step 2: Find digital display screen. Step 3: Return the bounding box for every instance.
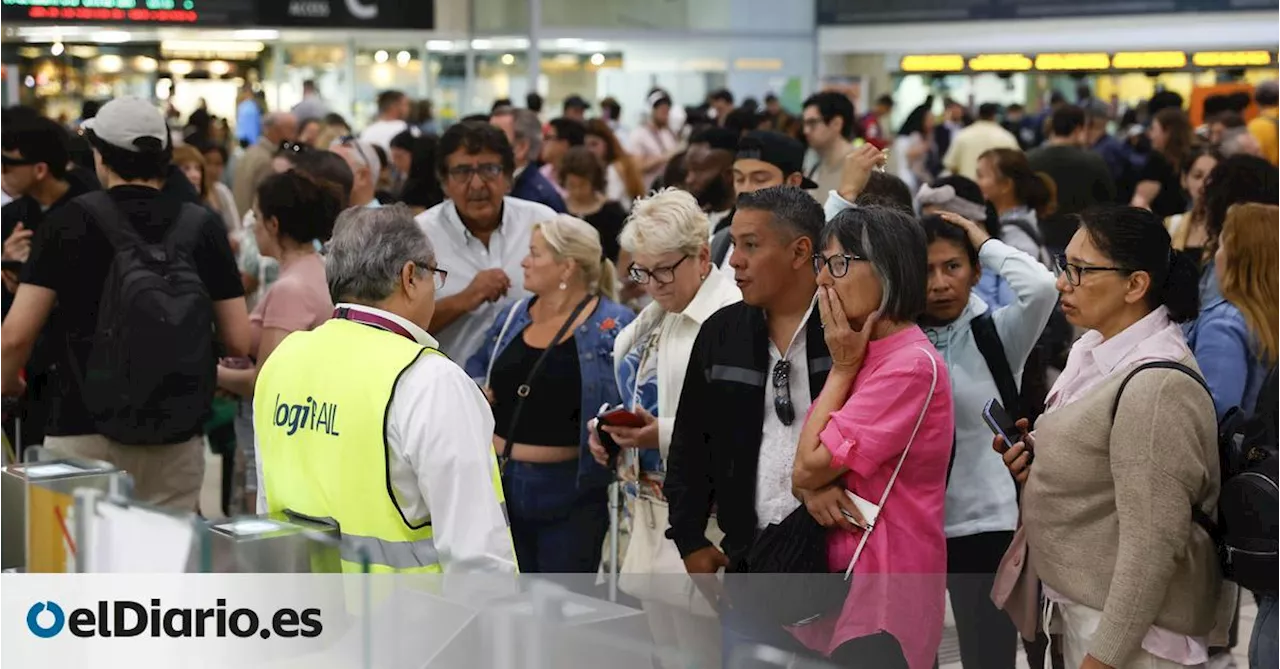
[1,0,256,25]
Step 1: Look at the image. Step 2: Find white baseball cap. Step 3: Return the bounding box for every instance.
[81,97,169,152]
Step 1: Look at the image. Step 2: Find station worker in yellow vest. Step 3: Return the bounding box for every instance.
[253,204,517,574]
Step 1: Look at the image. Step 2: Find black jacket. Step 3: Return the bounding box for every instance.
[664,299,831,564]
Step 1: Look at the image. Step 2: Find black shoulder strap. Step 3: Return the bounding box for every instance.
[1109,360,1221,539]
[1109,360,1211,419]
[1003,217,1045,248]
[163,203,210,257]
[971,311,1022,419]
[76,191,143,252]
[497,294,595,470]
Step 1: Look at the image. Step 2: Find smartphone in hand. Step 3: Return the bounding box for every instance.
[982,398,1022,450]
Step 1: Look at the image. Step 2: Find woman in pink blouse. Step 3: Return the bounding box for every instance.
[216,171,342,510]
[793,205,954,669]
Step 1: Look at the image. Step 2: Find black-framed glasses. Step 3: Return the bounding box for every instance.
[1,154,39,167]
[812,252,864,279]
[627,255,689,286]
[279,141,310,155]
[419,263,448,290]
[1053,254,1130,287]
[772,359,795,426]
[446,163,505,184]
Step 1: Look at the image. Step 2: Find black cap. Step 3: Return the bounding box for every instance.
[735,131,817,189]
[689,127,739,153]
[563,94,591,111]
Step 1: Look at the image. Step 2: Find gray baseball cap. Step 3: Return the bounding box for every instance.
[81,97,168,152]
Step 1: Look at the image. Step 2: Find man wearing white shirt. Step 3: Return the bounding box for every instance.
[359,90,410,152]
[254,205,515,574]
[416,121,556,363]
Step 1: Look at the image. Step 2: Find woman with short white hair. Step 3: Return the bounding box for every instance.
[587,188,741,669]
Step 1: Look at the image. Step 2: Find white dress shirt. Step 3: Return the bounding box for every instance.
[755,298,817,529]
[416,197,556,363]
[256,304,517,574]
[359,119,409,152]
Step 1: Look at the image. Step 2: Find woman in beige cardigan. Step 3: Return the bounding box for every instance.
[996,206,1232,669]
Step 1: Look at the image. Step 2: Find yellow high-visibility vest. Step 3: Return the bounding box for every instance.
[254,318,505,574]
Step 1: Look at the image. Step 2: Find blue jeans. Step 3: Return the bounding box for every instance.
[502,459,608,574]
[1251,594,1277,669]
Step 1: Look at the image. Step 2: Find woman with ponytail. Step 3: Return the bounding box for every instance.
[975,148,1056,265]
[994,206,1232,669]
[465,214,634,574]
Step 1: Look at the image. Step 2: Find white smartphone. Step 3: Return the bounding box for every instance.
[840,490,881,529]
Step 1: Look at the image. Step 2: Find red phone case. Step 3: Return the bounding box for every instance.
[599,409,646,428]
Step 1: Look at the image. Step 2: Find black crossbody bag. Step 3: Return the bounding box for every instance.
[496,295,594,473]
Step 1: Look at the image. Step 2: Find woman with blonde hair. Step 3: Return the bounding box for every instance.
[173,144,240,237]
[585,119,646,208]
[1188,202,1278,420]
[1208,203,1280,669]
[586,188,741,669]
[465,215,634,574]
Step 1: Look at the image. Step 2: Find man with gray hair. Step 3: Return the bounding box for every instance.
[232,111,298,216]
[254,204,517,574]
[491,107,565,212]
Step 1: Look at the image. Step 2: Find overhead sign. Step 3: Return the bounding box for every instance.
[257,0,433,29]
[820,0,1261,24]
[898,50,1277,73]
[1,0,256,25]
[0,0,431,29]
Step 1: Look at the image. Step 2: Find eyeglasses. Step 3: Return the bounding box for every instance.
[772,360,795,426]
[812,252,864,279]
[627,255,689,286]
[801,117,825,129]
[279,141,310,155]
[1053,254,1129,287]
[446,163,505,184]
[1,154,39,167]
[420,263,448,290]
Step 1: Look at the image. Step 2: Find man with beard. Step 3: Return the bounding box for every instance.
[683,127,738,237]
[415,121,556,363]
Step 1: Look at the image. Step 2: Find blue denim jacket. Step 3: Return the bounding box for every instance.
[1187,297,1270,421]
[464,296,635,488]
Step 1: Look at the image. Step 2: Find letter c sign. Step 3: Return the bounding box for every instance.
[345,0,377,19]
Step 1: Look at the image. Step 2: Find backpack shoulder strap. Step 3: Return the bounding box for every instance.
[1004,217,1045,247]
[972,310,1022,419]
[76,191,143,252]
[1110,360,1220,538]
[1109,360,1211,419]
[164,203,211,254]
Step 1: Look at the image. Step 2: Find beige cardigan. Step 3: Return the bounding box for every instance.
[1022,355,1234,667]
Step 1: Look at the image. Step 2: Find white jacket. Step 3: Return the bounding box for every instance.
[921,239,1059,538]
[611,265,742,459]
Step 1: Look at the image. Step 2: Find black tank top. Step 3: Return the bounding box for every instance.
[491,334,582,446]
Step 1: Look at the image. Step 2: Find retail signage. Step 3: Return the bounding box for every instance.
[1,0,256,25]
[257,0,434,29]
[820,0,1258,24]
[898,51,1277,73]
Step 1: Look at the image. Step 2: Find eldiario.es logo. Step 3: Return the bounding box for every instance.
[26,599,322,639]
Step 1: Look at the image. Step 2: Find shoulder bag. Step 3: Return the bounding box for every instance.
[731,346,940,627]
[496,295,594,473]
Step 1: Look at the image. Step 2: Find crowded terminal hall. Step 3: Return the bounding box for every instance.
[0,1,1277,668]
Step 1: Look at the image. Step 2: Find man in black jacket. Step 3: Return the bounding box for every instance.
[665,186,851,650]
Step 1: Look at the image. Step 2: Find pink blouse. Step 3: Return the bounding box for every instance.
[790,326,953,669]
[249,253,333,357]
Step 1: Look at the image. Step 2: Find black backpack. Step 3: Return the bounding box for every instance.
[1112,361,1278,596]
[71,192,216,445]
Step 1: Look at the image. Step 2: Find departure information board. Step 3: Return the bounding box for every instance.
[1,0,256,25]
[818,0,1268,24]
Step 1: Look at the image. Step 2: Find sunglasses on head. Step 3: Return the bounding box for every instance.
[2,154,40,167]
[279,141,310,155]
